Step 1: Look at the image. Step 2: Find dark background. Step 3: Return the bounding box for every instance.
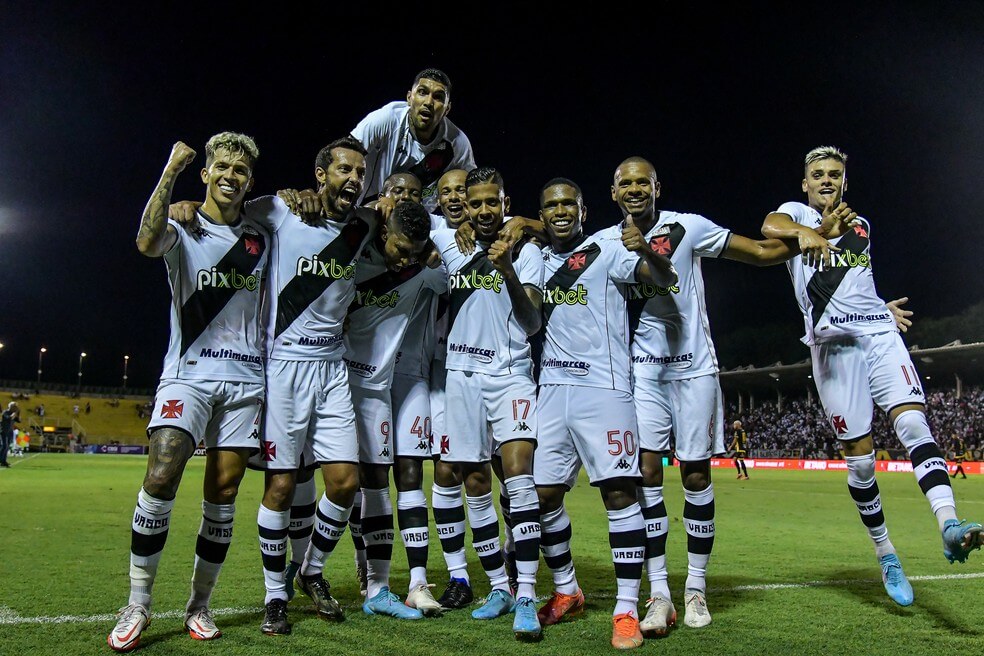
[1,4,982,389]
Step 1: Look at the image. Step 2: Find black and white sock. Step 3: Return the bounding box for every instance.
[846,452,895,557]
[432,483,468,583]
[540,504,578,595]
[639,485,669,599]
[301,493,351,576]
[609,503,645,617]
[128,488,174,609]
[466,492,508,591]
[684,484,715,593]
[258,503,290,603]
[188,500,235,610]
[397,488,430,590]
[289,476,316,567]
[362,487,394,599]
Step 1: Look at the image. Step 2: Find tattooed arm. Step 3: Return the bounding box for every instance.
[136,141,197,257]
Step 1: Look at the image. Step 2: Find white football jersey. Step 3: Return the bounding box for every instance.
[431,229,544,375]
[159,211,268,382]
[244,196,375,362]
[351,102,475,212]
[600,211,731,382]
[776,201,894,345]
[345,241,446,389]
[540,231,639,392]
[393,288,441,379]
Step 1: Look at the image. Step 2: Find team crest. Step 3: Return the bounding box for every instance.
[261,440,277,461]
[650,236,672,255]
[160,400,184,419]
[567,253,587,270]
[853,224,868,238]
[831,415,848,435]
[244,236,261,255]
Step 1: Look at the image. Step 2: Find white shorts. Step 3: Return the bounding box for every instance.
[391,373,433,459]
[534,385,639,487]
[254,359,358,471]
[444,369,537,463]
[634,373,724,462]
[429,361,448,458]
[811,331,926,441]
[351,386,393,465]
[148,379,263,451]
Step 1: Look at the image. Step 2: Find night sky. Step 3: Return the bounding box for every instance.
[1,4,982,390]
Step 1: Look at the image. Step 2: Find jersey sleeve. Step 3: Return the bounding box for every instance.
[452,131,476,171]
[243,195,290,234]
[423,263,448,291]
[775,201,809,226]
[691,214,732,258]
[161,218,185,261]
[516,242,544,288]
[603,239,640,284]
[351,104,395,151]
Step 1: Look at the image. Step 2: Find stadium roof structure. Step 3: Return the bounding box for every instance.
[719,341,984,393]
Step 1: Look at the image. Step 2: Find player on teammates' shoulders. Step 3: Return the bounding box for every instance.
[761,145,983,605]
[351,68,475,212]
[109,133,268,652]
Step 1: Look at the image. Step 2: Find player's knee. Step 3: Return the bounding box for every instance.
[639,452,664,485]
[263,474,295,510]
[462,468,492,496]
[142,469,181,499]
[893,409,934,453]
[537,486,564,514]
[433,459,460,487]
[601,484,637,511]
[681,465,710,491]
[325,469,359,507]
[395,458,423,491]
[845,451,876,485]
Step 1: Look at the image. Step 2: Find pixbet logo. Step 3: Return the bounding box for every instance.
[543,284,588,306]
[628,283,679,300]
[196,267,260,291]
[354,289,399,308]
[296,255,355,280]
[450,269,502,293]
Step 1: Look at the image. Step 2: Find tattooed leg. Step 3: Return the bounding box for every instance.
[143,428,196,500]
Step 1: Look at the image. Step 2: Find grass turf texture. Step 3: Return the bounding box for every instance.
[1,454,981,655]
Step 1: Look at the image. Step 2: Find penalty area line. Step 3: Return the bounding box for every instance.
[4,572,984,625]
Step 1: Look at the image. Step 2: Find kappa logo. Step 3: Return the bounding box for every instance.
[261,440,277,462]
[244,236,261,255]
[379,446,390,458]
[513,421,532,432]
[650,236,672,255]
[614,458,632,470]
[567,252,587,270]
[909,386,922,396]
[831,415,848,435]
[160,400,184,419]
[416,439,428,450]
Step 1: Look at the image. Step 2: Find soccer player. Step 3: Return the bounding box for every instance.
[761,146,983,603]
[427,168,479,609]
[951,435,968,480]
[429,167,544,640]
[247,136,380,636]
[729,421,749,480]
[351,69,475,212]
[108,134,268,652]
[604,156,819,634]
[533,178,676,649]
[345,196,446,619]
[1,402,18,467]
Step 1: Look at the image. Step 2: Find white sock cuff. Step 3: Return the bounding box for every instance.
[293,476,317,504]
[432,483,463,501]
[138,488,175,515]
[638,486,664,507]
[466,492,494,512]
[845,452,876,486]
[257,504,290,529]
[607,502,642,523]
[893,410,935,452]
[683,484,714,506]
[397,489,427,510]
[503,474,537,513]
[202,500,235,522]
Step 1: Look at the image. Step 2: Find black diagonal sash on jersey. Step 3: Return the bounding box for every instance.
[806,226,870,328]
[347,264,423,315]
[627,222,687,339]
[180,229,266,356]
[542,242,602,323]
[274,218,371,338]
[405,139,454,189]
[447,250,498,330]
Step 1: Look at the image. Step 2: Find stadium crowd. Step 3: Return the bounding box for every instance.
[727,385,983,457]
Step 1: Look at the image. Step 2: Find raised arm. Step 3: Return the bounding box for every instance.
[722,234,801,267]
[761,201,857,268]
[488,240,542,336]
[137,142,196,257]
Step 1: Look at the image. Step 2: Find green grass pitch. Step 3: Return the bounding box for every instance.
[1,454,982,655]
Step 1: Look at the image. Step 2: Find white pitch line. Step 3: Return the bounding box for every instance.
[4,572,983,625]
[0,454,40,468]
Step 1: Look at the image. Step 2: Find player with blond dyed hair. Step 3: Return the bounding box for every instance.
[762,145,984,606]
[109,132,269,651]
